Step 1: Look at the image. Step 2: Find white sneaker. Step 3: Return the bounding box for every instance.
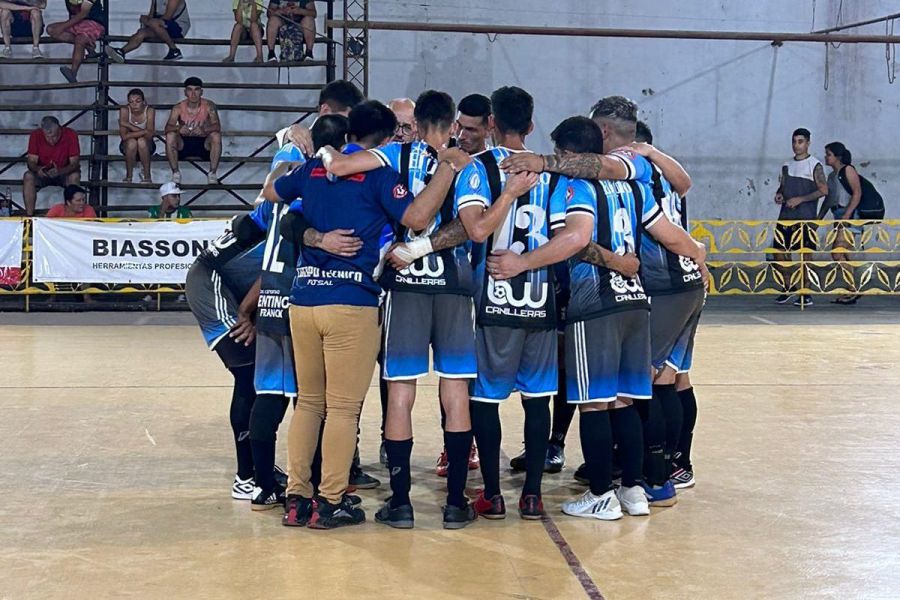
[617,485,650,516]
[32,46,43,59]
[232,474,255,500]
[561,489,623,520]
[207,171,219,184]
[0,46,11,59]
[171,170,181,183]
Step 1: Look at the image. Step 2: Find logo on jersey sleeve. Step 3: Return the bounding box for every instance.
[468,171,481,191]
[393,183,408,199]
[565,186,574,205]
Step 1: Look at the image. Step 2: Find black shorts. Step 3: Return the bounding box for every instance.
[178,136,211,161]
[773,222,817,253]
[11,11,41,38]
[119,139,157,155]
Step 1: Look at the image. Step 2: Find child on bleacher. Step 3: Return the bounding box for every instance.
[224,0,264,63]
[47,0,105,82]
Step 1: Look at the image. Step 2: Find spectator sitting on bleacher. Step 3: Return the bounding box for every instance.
[106,0,189,63]
[149,182,191,219]
[47,0,105,83]
[165,77,222,185]
[23,116,80,217]
[224,0,263,63]
[46,184,95,217]
[0,0,46,59]
[265,0,315,62]
[118,88,156,183]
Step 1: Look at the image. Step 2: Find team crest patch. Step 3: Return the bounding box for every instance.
[468,171,481,190]
[393,183,408,199]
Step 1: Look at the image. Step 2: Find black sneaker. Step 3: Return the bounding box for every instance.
[349,466,381,489]
[374,500,415,529]
[442,502,477,530]
[105,46,125,63]
[545,443,565,473]
[346,494,362,507]
[307,495,366,529]
[573,462,589,485]
[273,465,288,488]
[509,447,526,472]
[164,48,183,61]
[282,495,312,527]
[251,484,286,511]
[793,295,813,308]
[266,49,277,62]
[775,293,796,304]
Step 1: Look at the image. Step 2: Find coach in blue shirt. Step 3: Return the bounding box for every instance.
[263,100,472,529]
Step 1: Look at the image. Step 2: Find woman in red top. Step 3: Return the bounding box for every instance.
[47,0,106,83]
[46,184,97,218]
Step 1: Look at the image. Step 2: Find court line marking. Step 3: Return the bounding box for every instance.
[749,315,778,325]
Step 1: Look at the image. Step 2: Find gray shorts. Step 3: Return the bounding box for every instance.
[649,287,705,372]
[471,326,557,402]
[382,291,477,380]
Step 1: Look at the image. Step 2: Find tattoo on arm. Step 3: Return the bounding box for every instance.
[428,218,469,251]
[543,153,604,179]
[576,242,608,267]
[302,228,323,248]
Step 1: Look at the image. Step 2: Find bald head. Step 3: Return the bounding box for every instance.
[389,98,417,143]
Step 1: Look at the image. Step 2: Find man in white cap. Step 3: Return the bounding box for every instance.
[149,181,191,219]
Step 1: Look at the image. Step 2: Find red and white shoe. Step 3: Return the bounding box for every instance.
[468,443,480,471]
[436,449,449,477]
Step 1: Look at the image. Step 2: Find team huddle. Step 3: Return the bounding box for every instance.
[184,80,708,530]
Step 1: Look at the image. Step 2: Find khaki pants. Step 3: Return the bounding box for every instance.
[287,304,380,503]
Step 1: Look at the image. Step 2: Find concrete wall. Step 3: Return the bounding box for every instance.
[2,0,898,219]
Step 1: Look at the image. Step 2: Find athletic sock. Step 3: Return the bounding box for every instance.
[440,401,447,432]
[641,391,669,486]
[249,393,289,491]
[470,401,501,498]
[656,383,683,462]
[550,367,575,446]
[677,387,698,470]
[385,438,413,508]
[378,373,388,439]
[609,405,643,487]
[229,364,256,480]
[579,410,613,496]
[522,396,550,496]
[444,430,473,508]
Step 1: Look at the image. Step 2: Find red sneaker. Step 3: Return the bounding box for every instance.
[518,494,544,520]
[436,449,449,477]
[468,443,480,470]
[473,490,506,520]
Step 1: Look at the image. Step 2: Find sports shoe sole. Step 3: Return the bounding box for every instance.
[518,510,543,521]
[442,519,477,530]
[349,479,380,490]
[561,508,623,521]
[476,511,506,520]
[673,480,695,490]
[251,501,282,512]
[648,497,678,508]
[232,491,253,500]
[545,463,563,474]
[620,503,650,516]
[375,515,414,529]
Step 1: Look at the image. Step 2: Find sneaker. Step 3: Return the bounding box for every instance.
[379,441,388,467]
[573,462,589,485]
[32,46,43,59]
[518,494,544,520]
[561,489,623,520]
[509,447,526,472]
[640,480,678,507]
[207,171,219,185]
[435,449,449,477]
[0,46,10,59]
[616,485,650,516]
[232,474,255,500]
[171,170,181,184]
[775,293,796,304]
[794,295,813,308]
[468,443,480,470]
[348,466,380,489]
[164,48,183,61]
[442,502,477,530]
[282,494,312,527]
[307,495,366,529]
[273,465,288,488]
[59,66,77,83]
[345,494,362,507]
[266,49,278,62]
[670,467,695,490]
[303,50,314,61]
[251,484,286,511]
[105,46,125,63]
[472,490,506,520]
[374,500,414,529]
[545,443,565,473]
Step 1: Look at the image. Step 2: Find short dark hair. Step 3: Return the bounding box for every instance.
[184,76,203,88]
[127,88,145,101]
[64,184,86,203]
[318,80,364,113]
[311,115,350,152]
[793,128,811,140]
[635,120,653,144]
[413,90,455,131]
[825,141,852,165]
[490,86,533,136]
[551,117,604,154]
[40,116,60,130]
[349,100,397,146]
[457,93,491,123]
[589,96,638,139]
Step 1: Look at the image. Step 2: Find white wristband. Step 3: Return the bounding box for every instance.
[394,237,434,263]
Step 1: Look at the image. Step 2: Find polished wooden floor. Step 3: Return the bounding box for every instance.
[2,299,899,599]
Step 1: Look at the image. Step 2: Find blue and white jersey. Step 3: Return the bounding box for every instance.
[271,142,306,170]
[639,164,703,295]
[472,147,562,330]
[374,141,488,296]
[248,200,301,335]
[550,178,663,322]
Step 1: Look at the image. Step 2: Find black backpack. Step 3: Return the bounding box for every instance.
[839,165,885,220]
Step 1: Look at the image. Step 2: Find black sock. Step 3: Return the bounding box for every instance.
[378,374,388,440]
[249,393,289,491]
[550,367,575,446]
[609,405,643,487]
[641,392,669,486]
[657,383,683,462]
[444,430,473,508]
[677,387,698,470]
[522,397,550,496]
[229,365,256,480]
[470,401,501,497]
[310,420,325,491]
[440,401,447,432]
[579,410,613,496]
[385,438,413,507]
